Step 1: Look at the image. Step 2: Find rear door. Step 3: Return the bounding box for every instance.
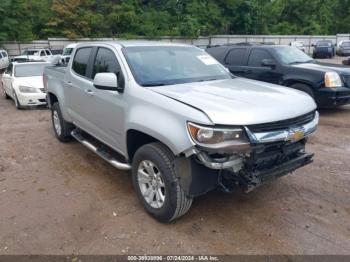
[65,46,95,132]
[223,48,248,77]
[245,48,281,84]
[2,64,13,97]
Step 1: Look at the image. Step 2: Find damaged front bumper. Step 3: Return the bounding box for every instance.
[177,111,319,197]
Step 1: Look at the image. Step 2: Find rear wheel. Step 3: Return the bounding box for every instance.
[290,83,314,99]
[51,102,74,142]
[132,142,193,222]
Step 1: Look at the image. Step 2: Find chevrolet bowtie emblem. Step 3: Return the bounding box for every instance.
[287,128,305,142]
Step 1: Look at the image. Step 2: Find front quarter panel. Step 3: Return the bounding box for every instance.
[125,85,212,159]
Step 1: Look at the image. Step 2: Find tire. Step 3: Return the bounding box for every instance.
[2,86,10,99]
[13,91,23,109]
[51,102,74,142]
[132,142,193,222]
[290,83,315,99]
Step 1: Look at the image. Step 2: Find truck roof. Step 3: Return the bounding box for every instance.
[76,40,191,49]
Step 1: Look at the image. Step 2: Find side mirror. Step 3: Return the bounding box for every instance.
[261,59,276,68]
[93,72,123,92]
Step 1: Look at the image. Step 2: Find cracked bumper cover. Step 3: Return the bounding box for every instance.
[176,112,318,197]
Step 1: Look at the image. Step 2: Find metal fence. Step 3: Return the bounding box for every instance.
[1,34,350,57]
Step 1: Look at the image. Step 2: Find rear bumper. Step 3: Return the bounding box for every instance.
[317,87,350,107]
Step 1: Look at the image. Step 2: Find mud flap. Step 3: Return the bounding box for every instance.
[174,156,219,197]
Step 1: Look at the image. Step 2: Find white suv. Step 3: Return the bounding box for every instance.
[0,49,9,72]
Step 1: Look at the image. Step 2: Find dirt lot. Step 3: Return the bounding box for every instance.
[0,70,350,255]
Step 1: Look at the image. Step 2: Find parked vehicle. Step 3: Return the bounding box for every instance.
[312,40,335,58]
[2,61,49,109]
[13,48,58,64]
[343,57,350,65]
[60,43,78,65]
[0,49,9,73]
[45,41,318,222]
[207,43,350,107]
[336,40,350,56]
[290,41,306,52]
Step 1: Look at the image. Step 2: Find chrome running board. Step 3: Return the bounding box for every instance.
[71,130,131,171]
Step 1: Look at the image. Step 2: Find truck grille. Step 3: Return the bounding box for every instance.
[248,111,316,133]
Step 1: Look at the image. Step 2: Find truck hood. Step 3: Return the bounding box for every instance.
[292,62,350,75]
[15,76,44,89]
[148,78,316,125]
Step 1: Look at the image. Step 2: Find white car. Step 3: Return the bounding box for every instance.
[290,41,306,52]
[13,48,58,64]
[0,49,9,72]
[2,62,50,109]
[60,43,78,64]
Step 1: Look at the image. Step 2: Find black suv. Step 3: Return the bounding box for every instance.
[207,43,350,107]
[312,40,335,58]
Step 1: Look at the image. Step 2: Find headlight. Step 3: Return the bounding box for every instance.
[187,122,250,152]
[19,86,39,93]
[325,72,342,88]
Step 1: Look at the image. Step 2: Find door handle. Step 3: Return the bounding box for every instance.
[85,89,94,96]
[66,81,73,88]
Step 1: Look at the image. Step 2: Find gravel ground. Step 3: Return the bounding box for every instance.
[0,63,350,255]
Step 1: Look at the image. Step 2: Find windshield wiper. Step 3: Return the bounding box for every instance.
[288,60,313,65]
[142,83,167,87]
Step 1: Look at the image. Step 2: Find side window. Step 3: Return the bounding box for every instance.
[92,48,121,79]
[225,48,247,66]
[0,53,2,58]
[40,51,46,57]
[248,49,273,67]
[72,47,92,77]
[2,52,8,57]
[45,50,51,56]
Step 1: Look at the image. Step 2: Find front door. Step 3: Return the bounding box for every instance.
[245,48,281,84]
[82,47,126,152]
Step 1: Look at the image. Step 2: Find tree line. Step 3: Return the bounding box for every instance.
[1,0,350,41]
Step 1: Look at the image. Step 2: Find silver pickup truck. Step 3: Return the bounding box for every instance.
[44,41,319,222]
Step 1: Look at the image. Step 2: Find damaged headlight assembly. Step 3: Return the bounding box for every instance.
[187,122,251,170]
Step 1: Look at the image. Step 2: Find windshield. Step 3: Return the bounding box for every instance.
[123,46,231,86]
[63,48,74,56]
[274,46,313,65]
[316,41,332,47]
[21,50,39,56]
[342,42,350,47]
[15,64,48,77]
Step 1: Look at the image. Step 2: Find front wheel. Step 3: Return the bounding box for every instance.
[132,142,193,222]
[2,86,10,99]
[13,91,23,109]
[51,102,74,142]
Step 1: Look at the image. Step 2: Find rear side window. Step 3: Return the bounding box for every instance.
[92,48,121,79]
[45,50,51,56]
[225,48,247,66]
[72,47,92,77]
[2,52,7,57]
[248,49,272,67]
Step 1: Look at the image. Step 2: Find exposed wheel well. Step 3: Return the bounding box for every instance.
[127,130,162,161]
[284,80,313,89]
[47,92,58,108]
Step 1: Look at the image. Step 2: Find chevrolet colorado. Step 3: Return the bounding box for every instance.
[44,41,318,222]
